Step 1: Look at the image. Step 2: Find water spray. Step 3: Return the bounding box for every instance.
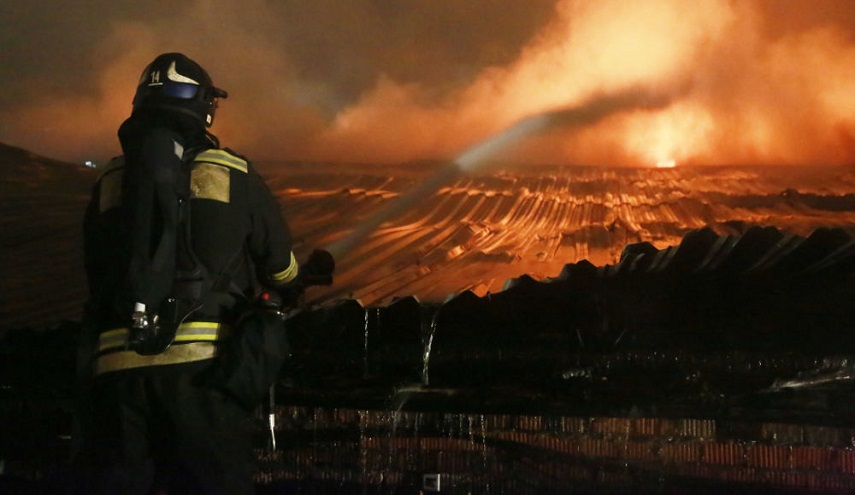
[324,84,684,261]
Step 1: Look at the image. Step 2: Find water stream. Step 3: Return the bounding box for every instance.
[421,305,439,387]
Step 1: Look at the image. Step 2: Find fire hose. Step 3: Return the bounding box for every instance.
[262,249,334,451]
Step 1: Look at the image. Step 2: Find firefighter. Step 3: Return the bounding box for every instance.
[79,52,303,494]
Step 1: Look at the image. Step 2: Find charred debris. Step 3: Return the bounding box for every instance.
[2,225,854,492]
[3,225,855,421]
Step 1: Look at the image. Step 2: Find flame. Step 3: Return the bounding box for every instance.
[2,0,855,166]
[311,0,731,166]
[308,0,855,167]
[623,102,716,167]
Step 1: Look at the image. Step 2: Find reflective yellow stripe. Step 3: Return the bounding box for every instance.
[172,321,230,342]
[99,328,130,351]
[194,149,248,173]
[269,252,298,285]
[98,321,230,352]
[94,342,219,375]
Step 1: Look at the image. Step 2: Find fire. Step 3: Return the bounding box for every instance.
[307,0,855,167]
[608,100,715,168]
[308,0,739,167]
[2,0,855,167]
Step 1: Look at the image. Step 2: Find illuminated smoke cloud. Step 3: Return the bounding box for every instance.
[327,85,682,259]
[311,0,855,167]
[0,0,853,166]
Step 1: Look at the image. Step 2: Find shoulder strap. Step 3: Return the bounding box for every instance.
[123,129,188,311]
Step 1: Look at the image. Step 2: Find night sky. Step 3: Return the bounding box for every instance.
[1,0,854,167]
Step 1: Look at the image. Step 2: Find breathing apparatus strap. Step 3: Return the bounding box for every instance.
[123,128,189,314]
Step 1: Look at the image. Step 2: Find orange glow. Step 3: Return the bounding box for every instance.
[621,102,716,168]
[309,0,732,166]
[2,1,855,166]
[303,0,855,167]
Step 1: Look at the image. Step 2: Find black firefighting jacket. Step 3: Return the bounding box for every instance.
[83,147,298,375]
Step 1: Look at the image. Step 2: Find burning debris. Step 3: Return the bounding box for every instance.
[1,142,854,493]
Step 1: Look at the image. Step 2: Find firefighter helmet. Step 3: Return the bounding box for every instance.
[132,52,228,128]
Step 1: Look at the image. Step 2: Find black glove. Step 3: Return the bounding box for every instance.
[261,249,334,311]
[272,281,304,309]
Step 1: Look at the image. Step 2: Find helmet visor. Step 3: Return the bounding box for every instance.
[160,81,199,99]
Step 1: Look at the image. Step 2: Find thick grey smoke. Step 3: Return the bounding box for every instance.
[0,0,554,161]
[1,0,854,166]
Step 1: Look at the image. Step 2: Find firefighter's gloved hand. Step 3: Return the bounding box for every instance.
[299,249,335,286]
[274,280,305,309]
[267,249,333,310]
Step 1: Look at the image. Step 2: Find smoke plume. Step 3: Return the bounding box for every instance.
[0,0,853,166]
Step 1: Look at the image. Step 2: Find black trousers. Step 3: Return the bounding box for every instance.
[85,364,256,495]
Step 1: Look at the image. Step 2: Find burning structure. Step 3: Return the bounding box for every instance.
[2,1,855,491]
[1,140,854,492]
